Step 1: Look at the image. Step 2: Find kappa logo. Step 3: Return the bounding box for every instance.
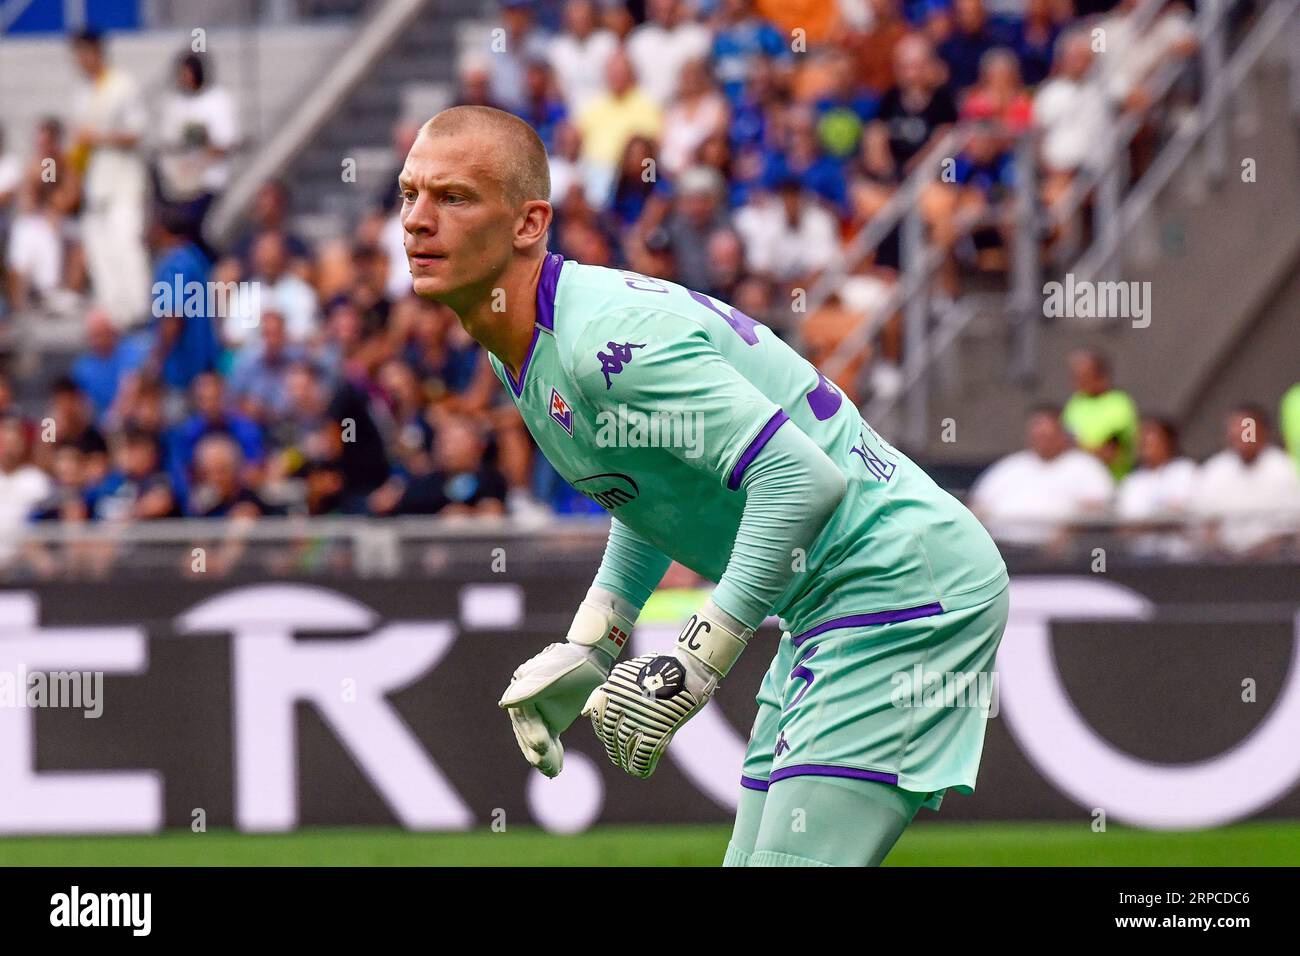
[596,341,646,389]
[548,387,574,436]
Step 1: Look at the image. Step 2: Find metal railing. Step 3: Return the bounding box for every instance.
[2,506,1297,582]
[806,0,1297,451]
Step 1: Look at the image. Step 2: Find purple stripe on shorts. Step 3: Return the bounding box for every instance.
[727,409,789,490]
[740,775,770,792]
[505,252,565,397]
[791,601,944,647]
[769,764,899,786]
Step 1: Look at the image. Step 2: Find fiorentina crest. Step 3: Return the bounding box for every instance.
[549,387,574,436]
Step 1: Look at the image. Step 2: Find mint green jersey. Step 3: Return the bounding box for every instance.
[488,253,1007,637]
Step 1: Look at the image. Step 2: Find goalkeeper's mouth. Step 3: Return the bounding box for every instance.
[409,251,447,269]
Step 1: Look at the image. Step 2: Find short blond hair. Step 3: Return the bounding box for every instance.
[421,105,551,207]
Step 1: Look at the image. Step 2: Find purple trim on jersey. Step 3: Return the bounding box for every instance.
[727,409,790,491]
[769,764,900,786]
[740,775,770,792]
[536,251,564,331]
[505,252,565,397]
[790,602,944,647]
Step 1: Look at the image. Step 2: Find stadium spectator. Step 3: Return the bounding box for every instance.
[1099,0,1198,112]
[0,418,52,567]
[627,0,713,107]
[224,231,320,350]
[228,310,306,425]
[1116,417,1198,520]
[186,432,265,518]
[843,0,910,96]
[5,118,81,313]
[145,209,219,392]
[660,58,731,177]
[94,428,178,521]
[710,0,793,106]
[1282,383,1300,470]
[607,136,672,230]
[155,52,238,247]
[969,405,1114,547]
[734,176,841,286]
[1061,349,1140,478]
[71,308,149,422]
[856,34,960,282]
[488,0,553,114]
[215,180,312,284]
[701,226,748,302]
[809,48,881,163]
[70,30,151,330]
[167,371,265,502]
[1190,405,1300,557]
[1033,28,1109,211]
[0,125,21,212]
[547,0,619,114]
[273,361,389,509]
[547,121,610,208]
[455,55,505,111]
[938,0,1005,90]
[1008,0,1064,87]
[1115,417,1198,557]
[761,105,849,212]
[31,443,90,524]
[38,377,109,484]
[513,60,569,154]
[575,49,664,180]
[959,48,1033,133]
[371,413,506,517]
[663,165,732,292]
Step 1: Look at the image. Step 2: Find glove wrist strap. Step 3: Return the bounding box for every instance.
[566,586,637,664]
[676,600,753,679]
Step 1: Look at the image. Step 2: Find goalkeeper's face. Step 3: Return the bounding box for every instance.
[398,130,524,306]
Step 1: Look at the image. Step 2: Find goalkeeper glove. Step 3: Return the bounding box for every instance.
[498,587,637,777]
[582,600,752,779]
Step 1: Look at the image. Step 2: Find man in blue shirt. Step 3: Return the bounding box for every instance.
[71,308,149,422]
[147,210,220,392]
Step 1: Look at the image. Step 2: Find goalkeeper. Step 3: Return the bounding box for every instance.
[402,106,1010,867]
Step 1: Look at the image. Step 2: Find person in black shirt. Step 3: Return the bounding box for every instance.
[854,34,963,291]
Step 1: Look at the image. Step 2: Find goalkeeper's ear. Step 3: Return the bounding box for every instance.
[566,586,640,664]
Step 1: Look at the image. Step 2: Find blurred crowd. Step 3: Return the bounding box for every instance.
[970,351,1300,557]
[0,0,1293,574]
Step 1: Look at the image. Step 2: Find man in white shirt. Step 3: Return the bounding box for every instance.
[1099,0,1198,108]
[1033,28,1110,177]
[546,0,619,115]
[626,0,713,106]
[223,232,319,348]
[733,178,842,284]
[71,30,152,330]
[1117,417,1198,517]
[1115,417,1199,557]
[1191,405,1300,556]
[0,418,52,568]
[969,405,1115,547]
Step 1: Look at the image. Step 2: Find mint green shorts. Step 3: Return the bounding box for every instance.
[741,585,1009,810]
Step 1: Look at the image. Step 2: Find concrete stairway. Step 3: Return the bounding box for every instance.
[889,47,1300,466]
